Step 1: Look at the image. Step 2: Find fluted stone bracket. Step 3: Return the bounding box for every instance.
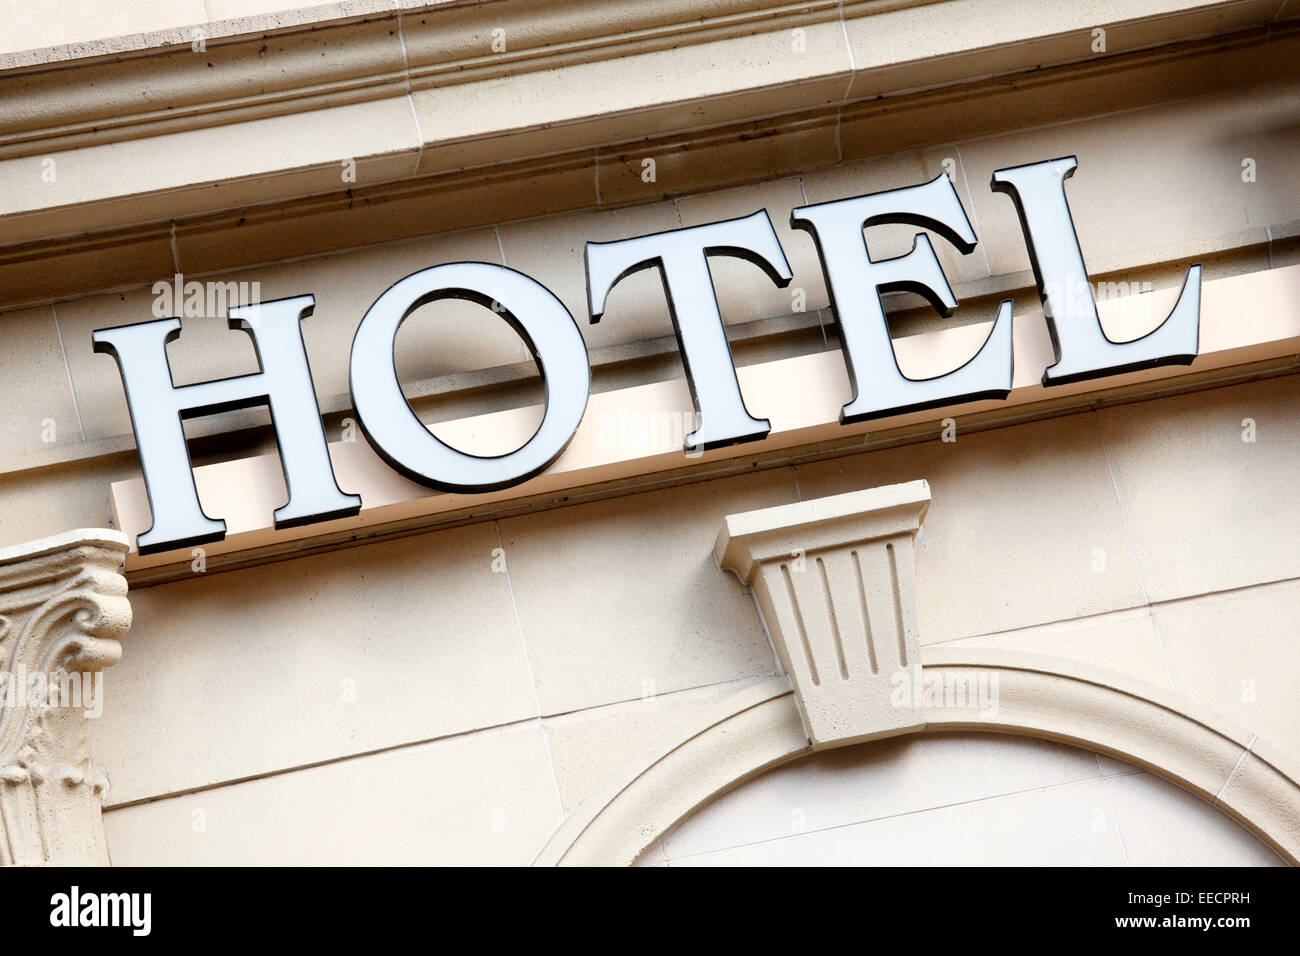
[716,481,931,749]
[0,529,131,866]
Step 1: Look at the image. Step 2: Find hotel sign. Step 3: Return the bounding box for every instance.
[93,156,1201,556]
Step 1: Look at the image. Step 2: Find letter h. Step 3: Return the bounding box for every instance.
[93,297,360,555]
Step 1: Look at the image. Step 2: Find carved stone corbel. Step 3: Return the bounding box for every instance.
[716,481,930,749]
[0,529,131,866]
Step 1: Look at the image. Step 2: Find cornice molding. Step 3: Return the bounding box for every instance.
[0,0,1291,265]
[0,0,893,162]
[0,1,441,71]
[1,19,1297,311]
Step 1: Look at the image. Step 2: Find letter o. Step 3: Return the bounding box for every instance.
[350,262,590,492]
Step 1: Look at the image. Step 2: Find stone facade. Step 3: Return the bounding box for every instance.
[0,0,1297,865]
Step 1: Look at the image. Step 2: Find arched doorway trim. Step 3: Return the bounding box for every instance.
[533,647,1300,866]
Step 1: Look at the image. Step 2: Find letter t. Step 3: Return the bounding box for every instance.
[585,210,793,452]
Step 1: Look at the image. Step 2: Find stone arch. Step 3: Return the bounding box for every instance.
[533,647,1300,866]
[535,482,1299,866]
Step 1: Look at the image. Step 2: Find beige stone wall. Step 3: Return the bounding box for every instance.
[0,0,1296,863]
[83,372,1299,863]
